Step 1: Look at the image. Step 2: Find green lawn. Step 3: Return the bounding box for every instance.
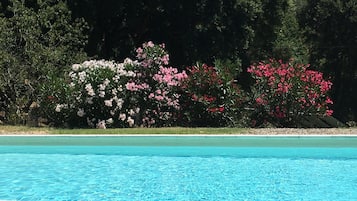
[0,125,246,135]
[52,127,247,135]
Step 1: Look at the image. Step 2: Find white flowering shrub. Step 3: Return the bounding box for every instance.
[46,41,187,128]
[54,59,138,127]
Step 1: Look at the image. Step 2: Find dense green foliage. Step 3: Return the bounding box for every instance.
[0,0,355,126]
[181,63,246,127]
[67,0,298,66]
[0,0,87,123]
[299,0,357,122]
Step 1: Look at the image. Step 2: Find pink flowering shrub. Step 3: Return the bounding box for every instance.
[248,59,333,127]
[130,41,187,126]
[180,63,245,126]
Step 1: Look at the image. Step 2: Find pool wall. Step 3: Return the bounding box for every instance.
[0,136,357,147]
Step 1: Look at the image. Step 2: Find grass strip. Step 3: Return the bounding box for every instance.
[0,125,51,134]
[51,127,247,135]
[0,125,246,135]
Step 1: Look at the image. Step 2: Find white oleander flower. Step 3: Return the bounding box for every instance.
[112,88,117,95]
[99,91,105,98]
[104,99,113,107]
[72,64,81,71]
[103,78,110,86]
[86,117,94,127]
[106,118,113,124]
[119,113,126,121]
[96,120,106,129]
[85,84,95,96]
[129,109,135,116]
[86,97,93,104]
[78,71,86,83]
[113,75,120,83]
[118,85,123,92]
[55,104,61,112]
[135,107,140,113]
[115,98,124,109]
[77,108,85,117]
[127,116,134,127]
[98,84,106,91]
[69,71,76,79]
[124,58,133,65]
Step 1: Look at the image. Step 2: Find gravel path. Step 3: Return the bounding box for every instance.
[242,128,357,135]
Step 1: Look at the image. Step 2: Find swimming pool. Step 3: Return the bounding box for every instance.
[0,136,356,200]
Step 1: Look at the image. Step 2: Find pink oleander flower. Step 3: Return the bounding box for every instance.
[325,109,333,116]
[147,41,154,47]
[326,97,333,104]
[136,47,143,54]
[161,54,169,65]
[125,82,149,91]
[255,97,265,105]
[155,95,164,101]
[148,93,155,99]
[175,71,188,81]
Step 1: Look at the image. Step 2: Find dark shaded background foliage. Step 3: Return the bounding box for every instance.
[0,0,356,124]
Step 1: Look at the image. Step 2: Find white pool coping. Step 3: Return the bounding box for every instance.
[1,134,357,137]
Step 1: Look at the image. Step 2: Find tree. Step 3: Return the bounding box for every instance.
[299,0,357,122]
[272,0,308,62]
[0,0,87,123]
[68,1,292,66]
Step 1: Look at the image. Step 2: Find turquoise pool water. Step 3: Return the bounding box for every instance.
[0,136,357,200]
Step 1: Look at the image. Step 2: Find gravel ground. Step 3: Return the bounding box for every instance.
[242,128,357,135]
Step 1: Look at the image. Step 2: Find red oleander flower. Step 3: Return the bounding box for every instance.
[248,58,333,122]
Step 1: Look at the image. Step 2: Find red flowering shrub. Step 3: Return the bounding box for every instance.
[248,59,333,127]
[180,64,245,126]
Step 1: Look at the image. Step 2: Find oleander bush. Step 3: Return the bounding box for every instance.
[248,59,333,127]
[132,41,187,127]
[40,40,334,128]
[180,63,246,127]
